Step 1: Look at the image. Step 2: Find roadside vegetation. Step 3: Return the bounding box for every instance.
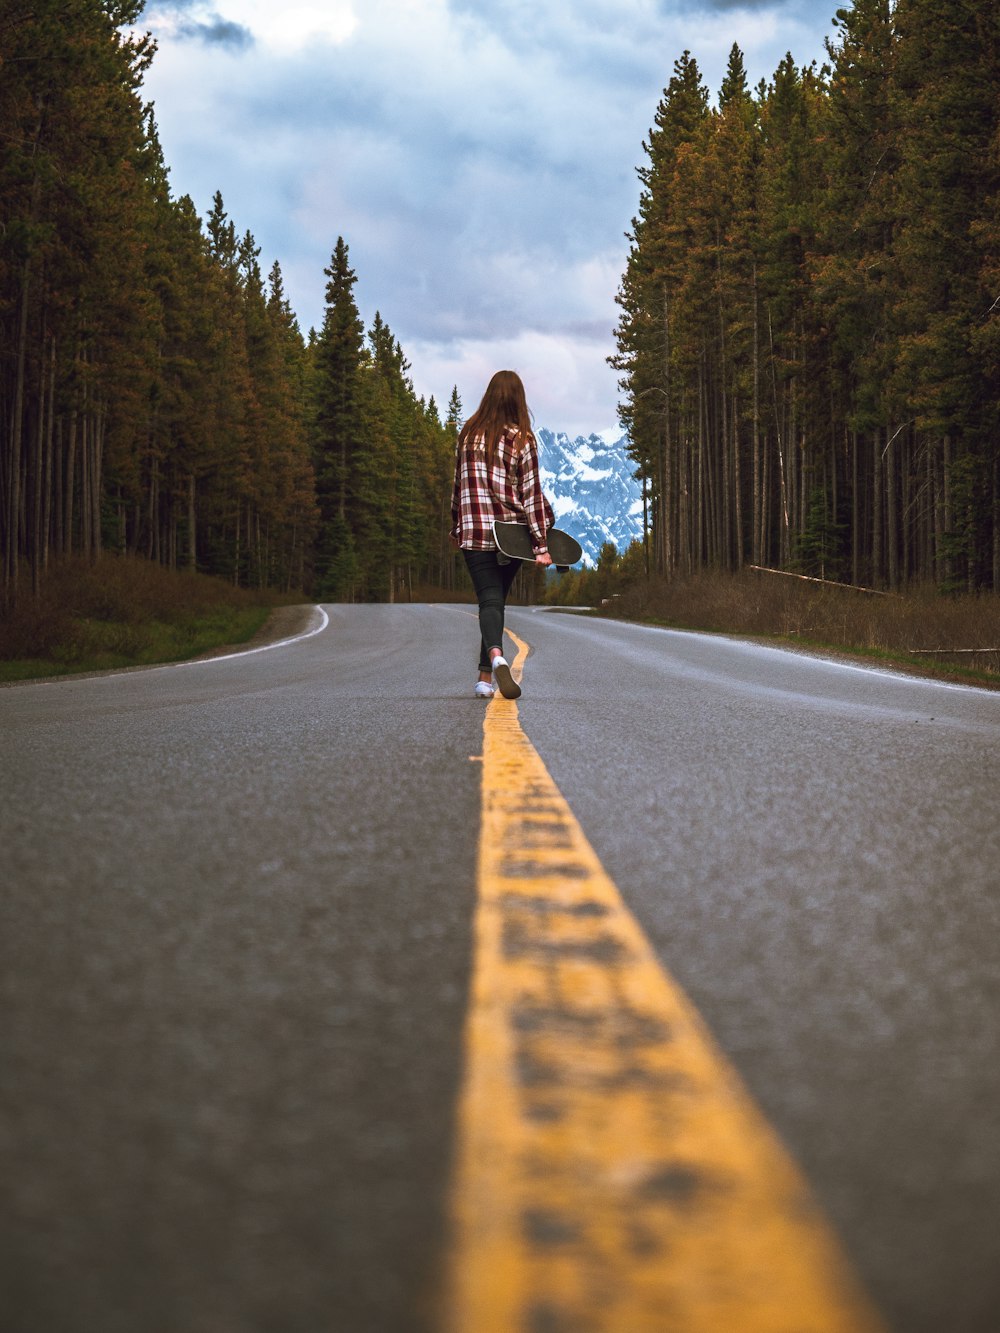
[545,542,1000,688]
[0,556,289,683]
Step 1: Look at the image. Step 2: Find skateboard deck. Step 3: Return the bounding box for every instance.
[493,520,583,568]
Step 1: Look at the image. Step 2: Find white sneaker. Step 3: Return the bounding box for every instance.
[474,681,495,699]
[491,655,521,700]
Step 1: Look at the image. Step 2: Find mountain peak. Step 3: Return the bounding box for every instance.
[535,427,643,567]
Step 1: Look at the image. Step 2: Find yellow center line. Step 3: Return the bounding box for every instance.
[446,629,885,1332]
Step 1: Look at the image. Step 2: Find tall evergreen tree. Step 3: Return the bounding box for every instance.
[312,237,365,597]
[446,387,463,435]
[611,51,710,574]
[813,0,901,584]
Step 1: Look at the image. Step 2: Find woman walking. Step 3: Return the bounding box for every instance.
[450,370,554,699]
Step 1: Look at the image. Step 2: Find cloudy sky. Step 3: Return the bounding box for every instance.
[139,0,839,435]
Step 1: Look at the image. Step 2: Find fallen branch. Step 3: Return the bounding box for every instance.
[747,565,894,597]
[908,648,1000,656]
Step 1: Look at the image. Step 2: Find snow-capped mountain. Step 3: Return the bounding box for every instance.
[536,428,644,567]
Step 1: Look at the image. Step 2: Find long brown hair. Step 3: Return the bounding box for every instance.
[457,370,533,473]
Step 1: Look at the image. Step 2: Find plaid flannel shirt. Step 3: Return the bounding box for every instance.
[451,427,555,552]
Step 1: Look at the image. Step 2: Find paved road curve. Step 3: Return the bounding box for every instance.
[2,604,998,1332]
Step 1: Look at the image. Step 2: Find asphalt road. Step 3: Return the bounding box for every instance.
[2,603,998,1333]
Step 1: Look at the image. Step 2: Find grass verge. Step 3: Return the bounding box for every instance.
[576,568,1000,690]
[0,555,294,683]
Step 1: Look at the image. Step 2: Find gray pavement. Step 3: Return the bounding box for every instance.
[2,603,999,1332]
[510,606,1000,1333]
[2,606,484,1333]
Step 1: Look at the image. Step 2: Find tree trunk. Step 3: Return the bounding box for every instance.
[4,140,43,606]
[31,356,44,597]
[872,429,883,587]
[660,285,672,576]
[148,454,158,562]
[767,307,790,565]
[54,417,64,558]
[762,430,771,567]
[716,235,731,569]
[886,423,900,588]
[752,260,761,567]
[92,408,104,560]
[942,434,953,587]
[890,421,906,589]
[5,257,31,604]
[733,394,743,569]
[851,428,860,586]
[41,337,56,574]
[188,474,197,572]
[80,412,92,558]
[65,413,77,556]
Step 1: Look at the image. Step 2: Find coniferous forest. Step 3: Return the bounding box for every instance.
[614,0,1000,592]
[0,0,459,610]
[3,1,999,615]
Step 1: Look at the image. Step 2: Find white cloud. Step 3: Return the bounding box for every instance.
[407,328,622,439]
[145,0,358,50]
[237,0,358,50]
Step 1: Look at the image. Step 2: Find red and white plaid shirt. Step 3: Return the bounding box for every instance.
[451,427,555,552]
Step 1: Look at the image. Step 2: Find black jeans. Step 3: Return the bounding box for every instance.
[463,549,520,673]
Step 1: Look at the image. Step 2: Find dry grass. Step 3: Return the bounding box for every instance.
[0,555,286,680]
[600,568,1000,687]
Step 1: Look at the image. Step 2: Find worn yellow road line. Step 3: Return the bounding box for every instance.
[446,629,884,1333]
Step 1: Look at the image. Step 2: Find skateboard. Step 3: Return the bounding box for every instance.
[492,520,583,570]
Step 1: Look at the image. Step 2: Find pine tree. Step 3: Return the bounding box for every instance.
[312,237,365,597]
[699,44,761,569]
[446,386,463,435]
[812,0,900,584]
[611,51,710,575]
